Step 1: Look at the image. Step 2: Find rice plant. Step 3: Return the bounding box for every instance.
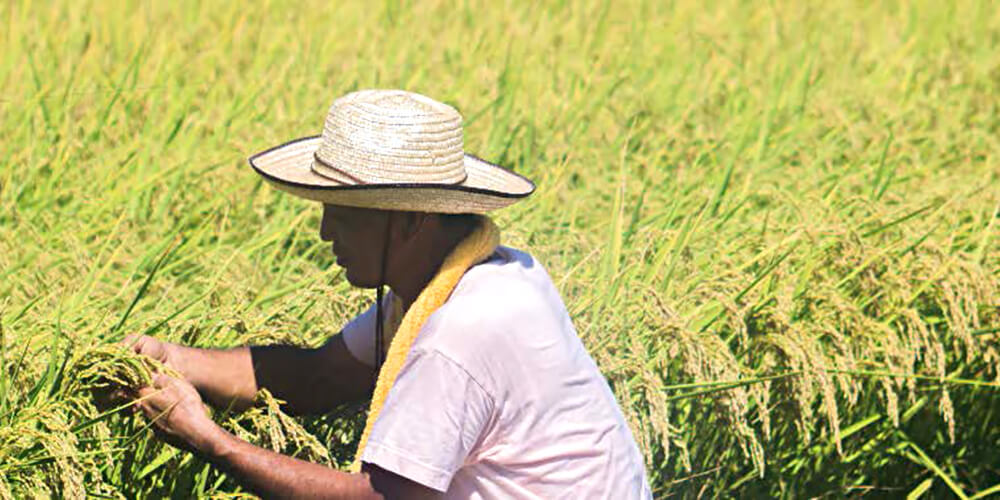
[1,0,998,497]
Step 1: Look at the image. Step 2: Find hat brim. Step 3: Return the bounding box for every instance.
[248,136,535,214]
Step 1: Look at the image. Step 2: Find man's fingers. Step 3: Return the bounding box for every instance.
[122,334,169,362]
[152,372,176,389]
[137,385,156,398]
[136,385,167,411]
[137,376,184,414]
[136,400,156,421]
[122,334,144,352]
[137,393,173,421]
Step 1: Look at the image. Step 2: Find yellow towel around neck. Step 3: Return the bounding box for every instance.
[350,215,500,472]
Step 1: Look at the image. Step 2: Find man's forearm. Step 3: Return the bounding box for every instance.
[173,345,258,411]
[196,422,379,499]
[168,334,372,415]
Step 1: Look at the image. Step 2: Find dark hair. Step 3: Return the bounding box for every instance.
[438,212,477,226]
[437,213,480,238]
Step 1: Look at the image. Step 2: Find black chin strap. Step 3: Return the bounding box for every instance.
[374,214,392,391]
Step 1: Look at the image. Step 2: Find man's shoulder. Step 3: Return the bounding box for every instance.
[450,246,556,316]
[412,246,566,352]
[457,245,547,293]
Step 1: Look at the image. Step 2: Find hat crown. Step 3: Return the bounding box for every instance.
[312,89,467,185]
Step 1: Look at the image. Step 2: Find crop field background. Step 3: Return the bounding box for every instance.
[1,0,999,497]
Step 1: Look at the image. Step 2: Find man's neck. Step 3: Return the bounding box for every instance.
[387,226,472,311]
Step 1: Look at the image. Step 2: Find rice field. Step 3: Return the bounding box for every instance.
[1,0,999,497]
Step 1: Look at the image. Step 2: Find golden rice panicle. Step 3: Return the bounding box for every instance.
[628,333,670,467]
[650,289,765,475]
[0,402,84,498]
[39,409,85,499]
[220,389,332,466]
[67,342,180,394]
[0,477,12,500]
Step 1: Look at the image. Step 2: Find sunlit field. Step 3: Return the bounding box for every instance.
[1,0,999,497]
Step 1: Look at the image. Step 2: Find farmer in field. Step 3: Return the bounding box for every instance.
[122,90,651,498]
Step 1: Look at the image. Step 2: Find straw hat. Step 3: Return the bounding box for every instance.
[248,89,535,213]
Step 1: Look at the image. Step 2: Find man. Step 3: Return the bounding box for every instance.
[125,89,652,498]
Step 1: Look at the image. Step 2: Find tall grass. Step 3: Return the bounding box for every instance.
[1,0,998,497]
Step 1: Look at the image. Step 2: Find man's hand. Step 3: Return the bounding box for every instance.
[90,335,184,414]
[124,334,179,369]
[136,373,221,455]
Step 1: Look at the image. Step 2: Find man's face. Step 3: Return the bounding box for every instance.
[319,204,392,288]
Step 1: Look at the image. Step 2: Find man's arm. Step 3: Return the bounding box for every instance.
[206,425,441,499]
[126,334,373,414]
[137,373,440,500]
[249,336,374,414]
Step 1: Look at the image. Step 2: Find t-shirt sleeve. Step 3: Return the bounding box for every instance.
[361,348,495,492]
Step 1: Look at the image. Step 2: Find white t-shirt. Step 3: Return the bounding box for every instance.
[342,246,652,499]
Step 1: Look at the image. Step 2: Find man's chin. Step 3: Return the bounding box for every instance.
[343,269,380,289]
